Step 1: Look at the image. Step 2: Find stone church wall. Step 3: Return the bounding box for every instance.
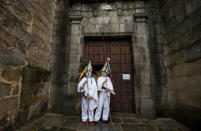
[0,0,56,129]
[50,0,72,114]
[160,0,201,130]
[146,0,169,117]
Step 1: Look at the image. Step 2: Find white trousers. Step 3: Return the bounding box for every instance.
[81,96,94,122]
[95,92,110,121]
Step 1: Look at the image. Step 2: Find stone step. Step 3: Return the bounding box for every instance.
[18,113,191,131]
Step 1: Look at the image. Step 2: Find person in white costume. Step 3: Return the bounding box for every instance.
[77,61,98,125]
[94,58,115,124]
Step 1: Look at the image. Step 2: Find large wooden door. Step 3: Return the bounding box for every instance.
[84,38,135,112]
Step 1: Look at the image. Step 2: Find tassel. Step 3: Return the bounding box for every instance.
[108,63,114,85]
[90,76,92,84]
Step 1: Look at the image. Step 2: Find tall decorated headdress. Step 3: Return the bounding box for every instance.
[86,61,93,73]
[101,57,113,84]
[79,61,93,82]
[101,57,111,73]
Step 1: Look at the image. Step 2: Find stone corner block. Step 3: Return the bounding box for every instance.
[140,98,156,118]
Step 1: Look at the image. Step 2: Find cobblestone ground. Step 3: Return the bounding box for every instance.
[17,113,190,131]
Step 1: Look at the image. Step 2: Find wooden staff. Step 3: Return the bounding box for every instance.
[82,57,89,127]
[87,77,89,127]
[105,77,114,128]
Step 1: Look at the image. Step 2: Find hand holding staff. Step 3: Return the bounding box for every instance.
[83,79,88,86]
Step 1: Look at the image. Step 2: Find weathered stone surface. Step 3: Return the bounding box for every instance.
[186,40,201,62]
[161,0,201,130]
[0,96,19,113]
[135,63,150,74]
[83,24,97,34]
[166,24,201,55]
[0,0,56,128]
[0,82,12,98]
[19,113,190,131]
[23,66,51,83]
[11,85,20,96]
[185,0,201,16]
[0,115,7,127]
[14,28,37,46]
[156,118,190,131]
[136,22,147,34]
[1,67,23,82]
[51,72,68,84]
[168,60,201,77]
[176,87,201,109]
[140,98,156,118]
[50,0,71,112]
[81,3,134,35]
[19,66,50,123]
[141,85,152,98]
[0,50,26,66]
[166,50,185,67]
[18,0,33,12]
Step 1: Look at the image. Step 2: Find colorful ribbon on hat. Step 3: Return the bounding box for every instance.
[79,66,87,82]
[108,62,114,85]
[105,57,114,85]
[78,61,93,84]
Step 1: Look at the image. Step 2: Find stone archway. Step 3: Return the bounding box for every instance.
[66,1,155,118]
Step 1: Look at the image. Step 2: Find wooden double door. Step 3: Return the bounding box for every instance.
[84,38,135,112]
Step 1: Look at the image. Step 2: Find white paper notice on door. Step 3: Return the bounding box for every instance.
[122,74,130,80]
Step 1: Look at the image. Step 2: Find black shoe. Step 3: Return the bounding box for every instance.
[94,121,98,125]
[102,120,108,123]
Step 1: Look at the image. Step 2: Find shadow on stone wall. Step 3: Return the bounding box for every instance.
[172,104,201,131]
[50,0,76,115]
[50,94,81,116]
[18,66,50,124]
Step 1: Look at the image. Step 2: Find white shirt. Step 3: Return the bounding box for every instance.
[78,77,98,110]
[97,76,115,96]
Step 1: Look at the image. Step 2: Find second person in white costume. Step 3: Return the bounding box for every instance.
[94,58,115,124]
